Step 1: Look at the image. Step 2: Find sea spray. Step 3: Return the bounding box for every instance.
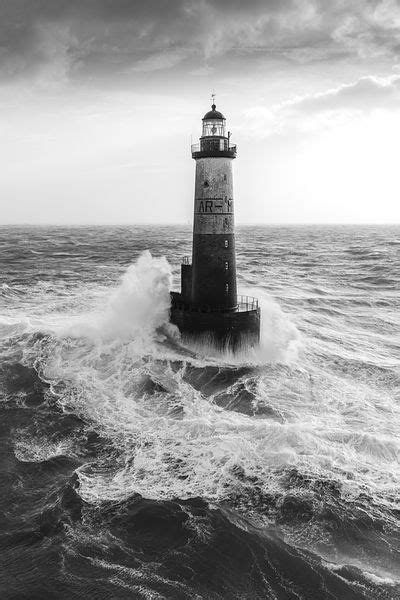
[62,250,174,344]
[249,291,302,364]
[57,251,301,367]
[99,250,172,341]
[185,290,303,366]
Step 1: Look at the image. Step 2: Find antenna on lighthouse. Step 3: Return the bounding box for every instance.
[211,91,216,108]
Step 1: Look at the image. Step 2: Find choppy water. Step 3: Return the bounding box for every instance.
[0,225,399,600]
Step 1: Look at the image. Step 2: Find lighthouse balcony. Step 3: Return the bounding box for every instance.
[171,291,258,314]
[170,291,261,350]
[191,141,237,159]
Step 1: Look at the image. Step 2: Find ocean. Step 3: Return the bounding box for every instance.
[0,224,399,600]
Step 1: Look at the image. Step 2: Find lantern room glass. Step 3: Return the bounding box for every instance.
[202,119,226,137]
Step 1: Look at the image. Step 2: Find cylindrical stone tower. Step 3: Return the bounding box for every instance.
[191,103,237,310]
[170,101,260,351]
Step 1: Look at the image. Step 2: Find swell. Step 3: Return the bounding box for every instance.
[0,225,400,599]
[2,339,399,594]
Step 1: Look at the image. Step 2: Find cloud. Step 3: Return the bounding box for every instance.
[289,74,400,112]
[129,49,191,73]
[243,74,400,136]
[1,1,400,86]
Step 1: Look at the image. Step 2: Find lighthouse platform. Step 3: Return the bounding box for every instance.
[170,259,260,351]
[170,292,260,351]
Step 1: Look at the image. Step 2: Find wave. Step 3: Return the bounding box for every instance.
[0,255,392,514]
[38,491,400,598]
[1,230,399,595]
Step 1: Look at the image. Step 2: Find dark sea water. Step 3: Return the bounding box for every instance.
[0,225,399,600]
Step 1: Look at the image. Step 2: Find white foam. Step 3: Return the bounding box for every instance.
[327,561,399,586]
[252,292,303,364]
[178,291,303,367]
[10,254,398,529]
[97,251,172,342]
[56,250,172,344]
[362,571,397,586]
[13,432,76,463]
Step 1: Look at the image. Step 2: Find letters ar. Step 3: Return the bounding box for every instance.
[198,198,232,213]
[198,200,214,213]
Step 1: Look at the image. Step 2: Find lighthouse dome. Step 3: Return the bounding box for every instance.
[203,104,225,120]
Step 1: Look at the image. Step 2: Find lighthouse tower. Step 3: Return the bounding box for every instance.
[170,101,260,351]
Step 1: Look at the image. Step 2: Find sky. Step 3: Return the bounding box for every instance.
[1,0,400,225]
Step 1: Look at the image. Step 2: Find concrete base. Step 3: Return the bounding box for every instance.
[170,292,260,352]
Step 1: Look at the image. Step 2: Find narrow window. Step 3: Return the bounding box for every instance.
[223,174,227,181]
[225,261,229,270]
[203,180,209,187]
[224,240,228,248]
[225,283,229,293]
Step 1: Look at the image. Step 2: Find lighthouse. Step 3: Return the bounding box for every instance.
[170,101,260,351]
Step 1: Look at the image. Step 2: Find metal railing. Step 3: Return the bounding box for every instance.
[237,295,259,311]
[182,256,191,265]
[171,293,259,314]
[203,296,259,313]
[191,142,237,154]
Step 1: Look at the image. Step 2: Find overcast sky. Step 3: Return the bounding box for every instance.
[1,0,400,224]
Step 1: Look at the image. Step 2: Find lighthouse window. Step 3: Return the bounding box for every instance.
[203,180,209,188]
[223,174,227,181]
[225,284,229,293]
[225,261,229,270]
[224,240,229,248]
[202,120,226,137]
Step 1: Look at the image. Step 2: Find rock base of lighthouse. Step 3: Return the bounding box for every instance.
[170,292,261,352]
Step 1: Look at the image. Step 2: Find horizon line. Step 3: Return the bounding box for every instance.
[0,222,399,228]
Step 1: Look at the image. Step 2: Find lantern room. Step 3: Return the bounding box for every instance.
[192,101,236,159]
[202,104,226,138]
